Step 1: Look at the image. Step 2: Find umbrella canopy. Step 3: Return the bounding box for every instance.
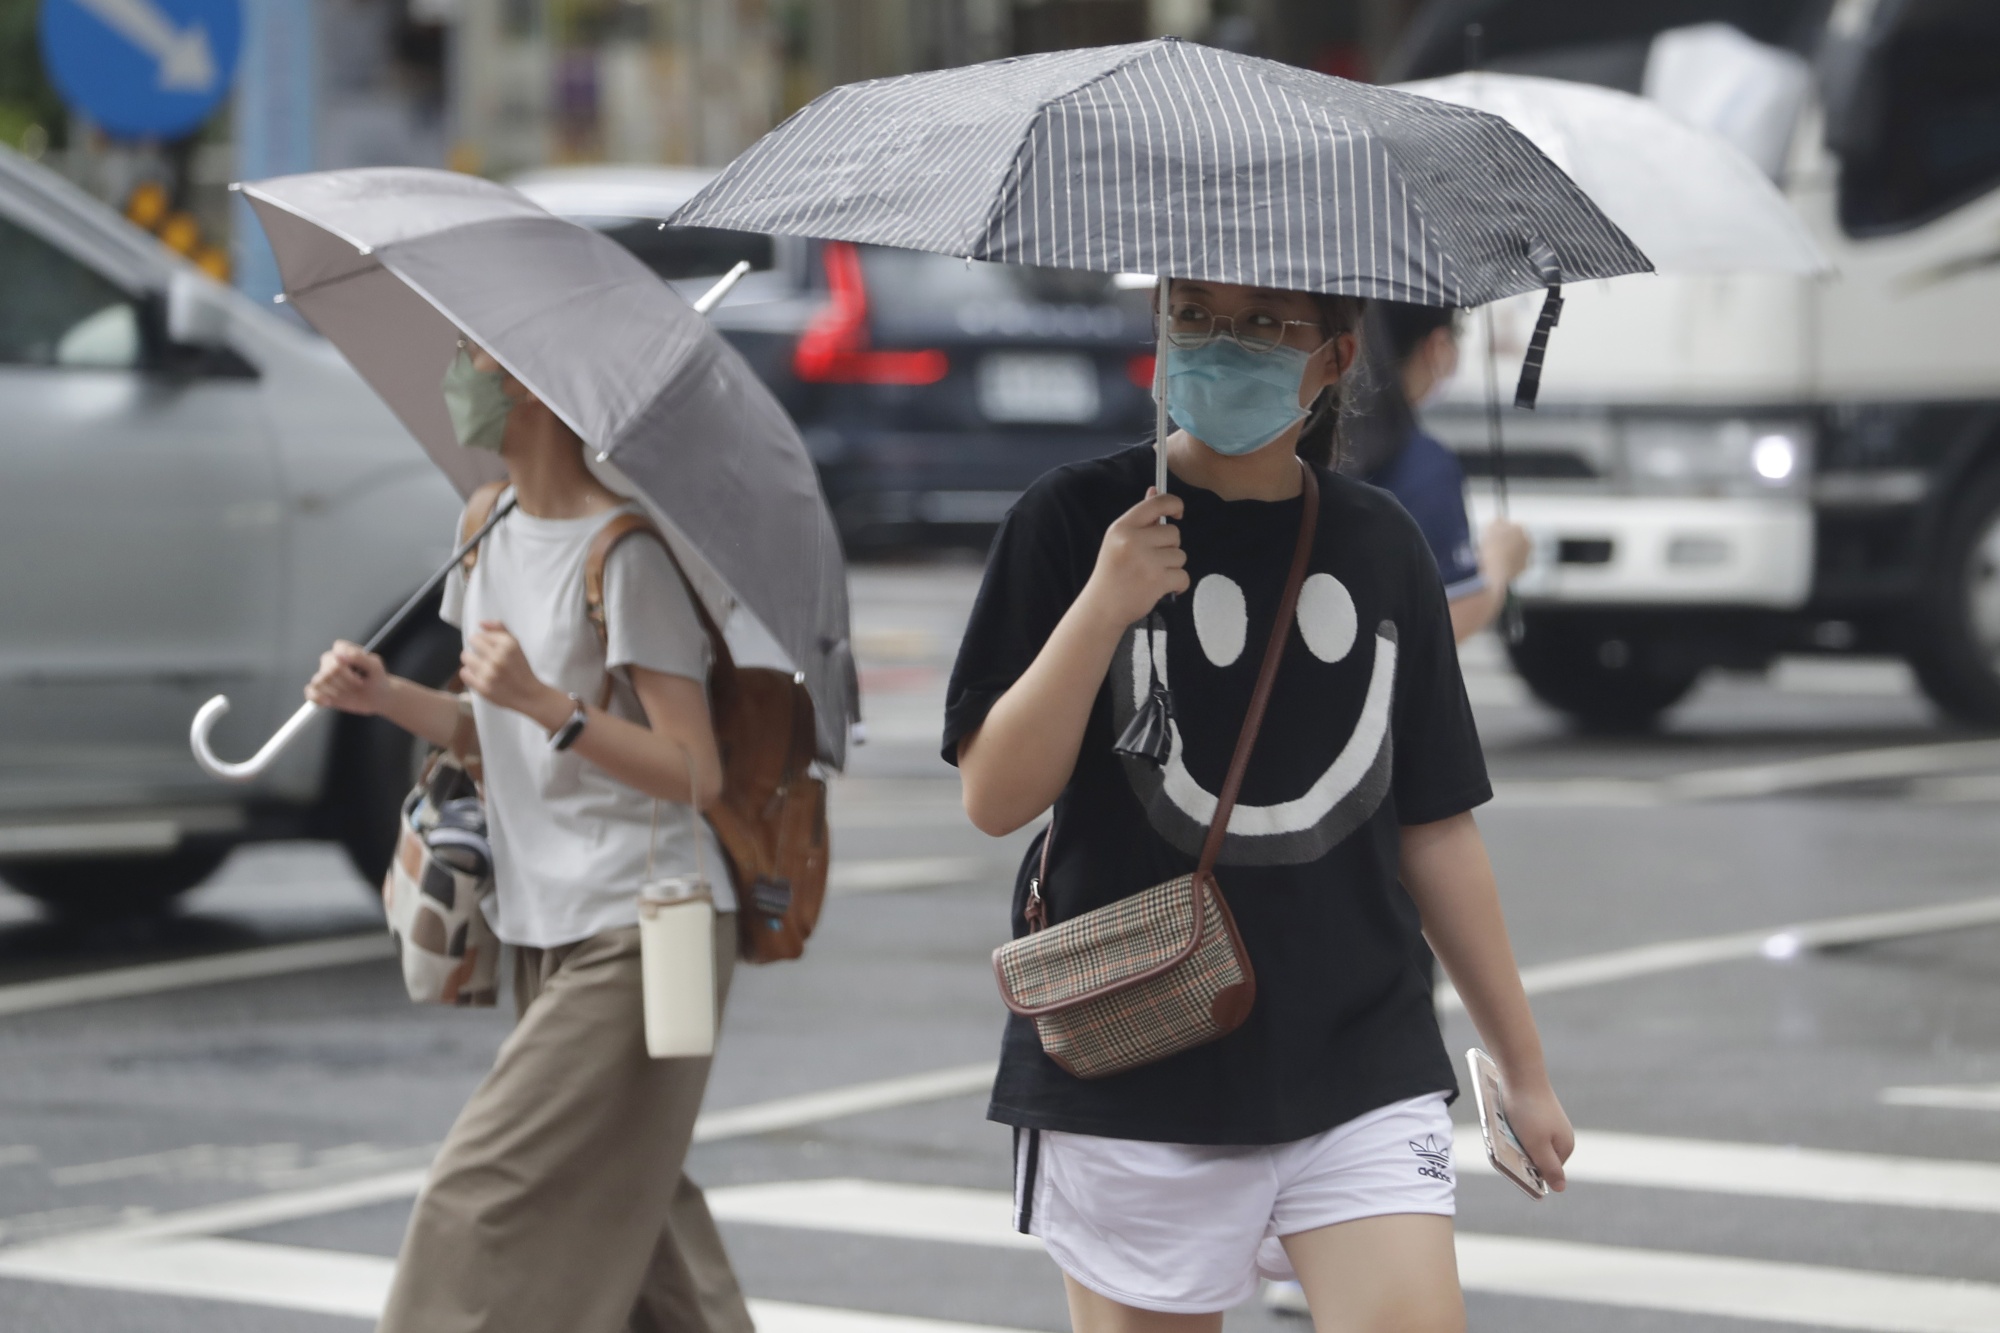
[1395,72,1827,276]
[239,168,856,766]
[668,37,1650,308]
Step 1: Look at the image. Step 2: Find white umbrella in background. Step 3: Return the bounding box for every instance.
[1384,69,1827,629]
[1396,71,1827,276]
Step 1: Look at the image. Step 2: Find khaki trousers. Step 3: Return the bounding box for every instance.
[379,916,752,1333]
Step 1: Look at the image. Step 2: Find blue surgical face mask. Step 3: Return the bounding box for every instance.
[1160,338,1316,457]
[442,345,512,453]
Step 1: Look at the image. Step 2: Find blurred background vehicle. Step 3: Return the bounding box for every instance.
[514,165,1159,551]
[0,144,461,917]
[1389,0,2000,731]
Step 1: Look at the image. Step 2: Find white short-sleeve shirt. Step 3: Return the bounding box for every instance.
[442,501,734,948]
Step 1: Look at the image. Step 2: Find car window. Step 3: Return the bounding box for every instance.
[0,212,142,369]
[590,217,775,281]
[857,248,1151,338]
[1836,0,2000,235]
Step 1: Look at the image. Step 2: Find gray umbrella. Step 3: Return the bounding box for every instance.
[196,167,856,770]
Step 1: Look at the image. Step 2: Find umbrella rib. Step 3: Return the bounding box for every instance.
[976,41,1161,267]
[278,261,383,305]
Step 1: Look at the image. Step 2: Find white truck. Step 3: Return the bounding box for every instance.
[0,146,461,915]
[1396,0,2000,729]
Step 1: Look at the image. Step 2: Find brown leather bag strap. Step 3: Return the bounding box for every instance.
[1027,460,1320,934]
[584,510,734,713]
[585,512,661,710]
[1195,460,1318,877]
[457,481,511,576]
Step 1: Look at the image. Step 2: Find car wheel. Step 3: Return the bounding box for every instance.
[329,617,462,887]
[1505,612,1701,732]
[0,842,231,919]
[1907,466,2000,728]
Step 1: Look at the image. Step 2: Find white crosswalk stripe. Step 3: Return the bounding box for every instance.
[7,1175,2000,1332]
[0,1236,1039,1333]
[5,1064,2000,1329]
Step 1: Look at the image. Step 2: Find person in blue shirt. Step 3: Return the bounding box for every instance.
[1358,302,1530,643]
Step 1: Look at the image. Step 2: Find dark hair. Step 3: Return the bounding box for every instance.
[1293,293,1367,469]
[1317,299,1462,476]
[1375,301,1459,364]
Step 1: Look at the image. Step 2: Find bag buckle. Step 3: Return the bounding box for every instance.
[1025,877,1046,931]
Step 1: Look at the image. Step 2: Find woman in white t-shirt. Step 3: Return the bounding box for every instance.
[304,340,752,1333]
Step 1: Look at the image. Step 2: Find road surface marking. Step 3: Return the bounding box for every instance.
[1662,738,2000,802]
[0,856,983,1018]
[1881,1083,2000,1113]
[693,1063,995,1143]
[1488,779,1662,807]
[49,1142,437,1191]
[1469,1127,2000,1214]
[1481,739,2000,808]
[0,934,393,1018]
[7,1183,1997,1333]
[829,856,986,895]
[1453,1232,2000,1333]
[1437,891,2000,1012]
[0,1237,1034,1332]
[0,1147,38,1169]
[16,1064,1002,1246]
[710,1178,1035,1250]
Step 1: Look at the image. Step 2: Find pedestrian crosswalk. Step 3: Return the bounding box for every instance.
[5,1167,2000,1332]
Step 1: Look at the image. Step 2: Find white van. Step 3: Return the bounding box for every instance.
[1394,0,2000,729]
[0,146,460,914]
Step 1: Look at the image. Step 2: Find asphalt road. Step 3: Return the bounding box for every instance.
[2,559,1997,1332]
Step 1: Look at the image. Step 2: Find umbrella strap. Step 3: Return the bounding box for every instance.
[1512,284,1564,410]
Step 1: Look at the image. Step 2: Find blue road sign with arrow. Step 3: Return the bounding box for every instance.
[39,0,242,140]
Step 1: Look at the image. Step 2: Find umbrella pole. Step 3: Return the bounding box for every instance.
[1155,273,1170,499]
[1480,304,1509,519]
[1480,304,1527,644]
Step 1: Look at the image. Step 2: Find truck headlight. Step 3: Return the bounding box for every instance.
[1619,417,1812,496]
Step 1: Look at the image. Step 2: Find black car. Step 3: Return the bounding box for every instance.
[514,166,1157,550]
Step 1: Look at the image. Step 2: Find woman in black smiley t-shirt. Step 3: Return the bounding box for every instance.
[945,279,1572,1332]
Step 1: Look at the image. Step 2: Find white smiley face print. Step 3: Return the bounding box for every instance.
[1115,570,1398,867]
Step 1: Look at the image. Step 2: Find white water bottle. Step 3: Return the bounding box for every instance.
[637,783,717,1059]
[639,874,716,1059]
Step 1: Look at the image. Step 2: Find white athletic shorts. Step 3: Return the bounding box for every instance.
[1012,1092,1455,1314]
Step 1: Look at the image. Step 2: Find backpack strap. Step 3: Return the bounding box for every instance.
[584,511,728,709]
[458,481,511,576]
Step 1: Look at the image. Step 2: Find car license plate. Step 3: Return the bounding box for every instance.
[978,352,1100,424]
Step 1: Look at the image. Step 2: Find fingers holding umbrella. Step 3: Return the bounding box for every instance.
[305,641,389,716]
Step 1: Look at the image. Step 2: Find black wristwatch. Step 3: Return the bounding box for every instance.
[549,694,589,751]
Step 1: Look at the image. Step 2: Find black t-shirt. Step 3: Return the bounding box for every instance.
[943,444,1491,1146]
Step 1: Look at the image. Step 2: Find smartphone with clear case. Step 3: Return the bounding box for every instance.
[1467,1048,1549,1200]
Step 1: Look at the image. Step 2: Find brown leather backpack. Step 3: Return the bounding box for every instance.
[459,481,829,964]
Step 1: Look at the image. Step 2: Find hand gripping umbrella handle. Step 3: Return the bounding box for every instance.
[187,496,519,784]
[191,697,325,782]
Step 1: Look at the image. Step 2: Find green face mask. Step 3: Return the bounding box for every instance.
[442,345,512,452]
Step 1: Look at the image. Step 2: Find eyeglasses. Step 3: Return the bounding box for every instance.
[1165,303,1328,355]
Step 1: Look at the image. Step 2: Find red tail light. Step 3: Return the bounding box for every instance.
[793,241,949,385]
[1127,353,1157,389]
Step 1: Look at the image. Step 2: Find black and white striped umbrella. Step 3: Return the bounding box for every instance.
[671,38,1649,318]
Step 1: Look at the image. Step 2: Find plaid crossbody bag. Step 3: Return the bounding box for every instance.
[991,463,1319,1079]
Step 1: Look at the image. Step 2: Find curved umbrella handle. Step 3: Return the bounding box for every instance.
[190,696,325,783]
